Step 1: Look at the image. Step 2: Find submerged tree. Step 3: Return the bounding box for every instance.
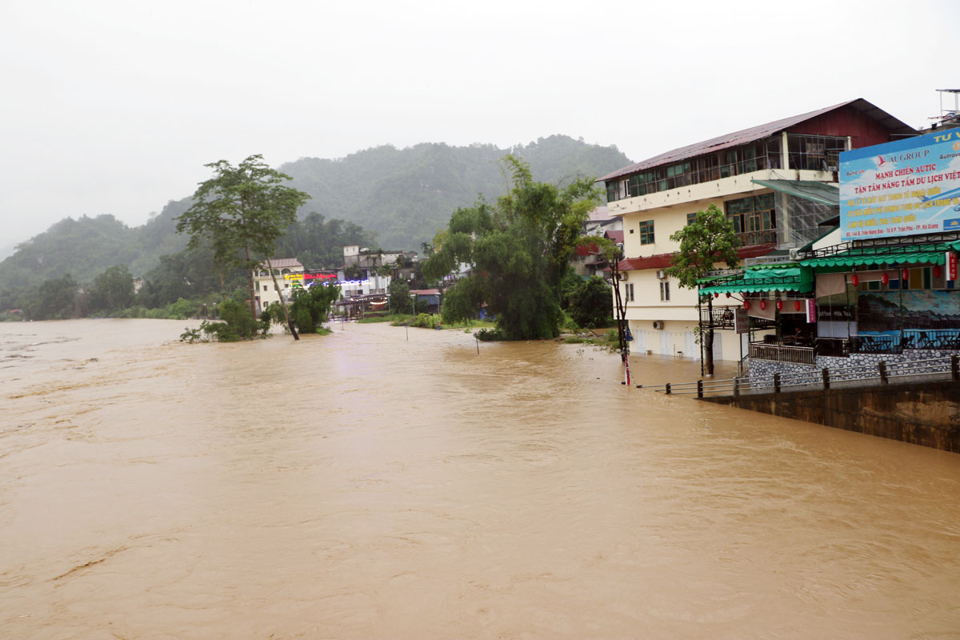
[176,155,310,340]
[423,156,600,339]
[665,204,741,376]
[287,283,341,334]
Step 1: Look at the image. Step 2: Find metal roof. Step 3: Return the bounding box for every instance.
[260,258,303,269]
[599,99,915,183]
[750,179,840,206]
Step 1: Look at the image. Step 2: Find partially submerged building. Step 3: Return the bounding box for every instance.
[601,98,915,362]
[708,127,960,384]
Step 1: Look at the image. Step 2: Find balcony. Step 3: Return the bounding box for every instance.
[734,229,778,247]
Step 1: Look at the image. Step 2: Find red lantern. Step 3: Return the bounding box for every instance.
[794,300,802,312]
[902,268,910,281]
[851,274,859,286]
[760,300,767,310]
[743,300,751,310]
[725,292,731,298]
[714,292,719,298]
[882,272,890,285]
[776,300,783,311]
[934,265,942,278]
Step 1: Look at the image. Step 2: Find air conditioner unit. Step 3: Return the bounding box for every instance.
[656,270,667,280]
[789,248,801,261]
[653,320,665,330]
[620,271,628,281]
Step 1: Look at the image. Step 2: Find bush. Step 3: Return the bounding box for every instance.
[475,327,505,341]
[212,299,265,341]
[411,313,438,328]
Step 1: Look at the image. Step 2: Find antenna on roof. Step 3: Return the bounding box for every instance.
[930,89,960,129]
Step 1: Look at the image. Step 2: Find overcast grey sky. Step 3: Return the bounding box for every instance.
[1,0,956,247]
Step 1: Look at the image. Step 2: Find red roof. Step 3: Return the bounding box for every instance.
[618,243,776,272]
[576,243,599,257]
[604,230,624,244]
[598,99,914,183]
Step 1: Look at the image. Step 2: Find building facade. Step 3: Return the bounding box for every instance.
[601,99,914,362]
[253,258,305,311]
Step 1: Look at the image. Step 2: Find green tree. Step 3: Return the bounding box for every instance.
[568,276,613,329]
[664,204,741,376]
[423,156,600,340]
[287,284,341,334]
[89,264,135,313]
[23,274,80,320]
[388,279,413,314]
[176,155,310,340]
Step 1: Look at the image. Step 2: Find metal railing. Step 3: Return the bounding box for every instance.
[638,354,960,399]
[699,307,736,329]
[749,342,816,365]
[734,229,778,247]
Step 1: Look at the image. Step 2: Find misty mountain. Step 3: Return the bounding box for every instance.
[281,135,631,249]
[0,135,630,309]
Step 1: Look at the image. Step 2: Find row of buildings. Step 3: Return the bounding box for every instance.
[252,246,441,317]
[599,94,960,381]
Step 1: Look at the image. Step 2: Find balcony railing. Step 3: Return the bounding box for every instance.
[749,342,816,365]
[734,229,778,247]
[699,307,736,329]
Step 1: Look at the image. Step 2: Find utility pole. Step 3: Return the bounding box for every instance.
[611,252,630,386]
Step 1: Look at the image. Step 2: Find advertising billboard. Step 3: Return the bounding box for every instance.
[840,130,960,241]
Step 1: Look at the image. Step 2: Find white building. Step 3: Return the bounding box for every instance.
[253,258,304,311]
[601,99,913,362]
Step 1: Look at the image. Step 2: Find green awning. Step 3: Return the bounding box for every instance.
[751,179,840,206]
[800,240,960,269]
[700,267,813,295]
[743,266,801,279]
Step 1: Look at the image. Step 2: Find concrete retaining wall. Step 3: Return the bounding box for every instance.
[704,379,960,453]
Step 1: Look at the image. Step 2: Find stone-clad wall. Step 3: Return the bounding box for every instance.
[748,350,959,389]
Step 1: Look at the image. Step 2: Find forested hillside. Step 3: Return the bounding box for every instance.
[281,135,630,249]
[0,135,630,311]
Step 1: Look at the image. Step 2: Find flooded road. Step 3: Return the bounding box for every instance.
[2,319,960,639]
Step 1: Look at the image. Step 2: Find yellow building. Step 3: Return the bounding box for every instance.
[601,99,913,362]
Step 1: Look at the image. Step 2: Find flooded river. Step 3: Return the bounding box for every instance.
[2,319,959,639]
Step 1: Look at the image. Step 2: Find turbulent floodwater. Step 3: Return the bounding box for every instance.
[1,319,960,639]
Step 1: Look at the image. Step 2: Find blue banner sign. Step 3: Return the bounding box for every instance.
[840,130,960,241]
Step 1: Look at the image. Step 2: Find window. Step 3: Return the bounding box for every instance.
[639,220,655,245]
[787,134,847,171]
[686,212,697,226]
[627,283,634,302]
[725,194,776,245]
[660,281,670,301]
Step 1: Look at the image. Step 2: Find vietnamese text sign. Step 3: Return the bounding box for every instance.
[840,130,960,241]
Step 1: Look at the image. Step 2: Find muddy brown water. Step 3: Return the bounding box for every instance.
[1,319,959,639]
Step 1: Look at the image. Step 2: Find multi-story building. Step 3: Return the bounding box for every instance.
[253,258,304,311]
[601,99,914,362]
